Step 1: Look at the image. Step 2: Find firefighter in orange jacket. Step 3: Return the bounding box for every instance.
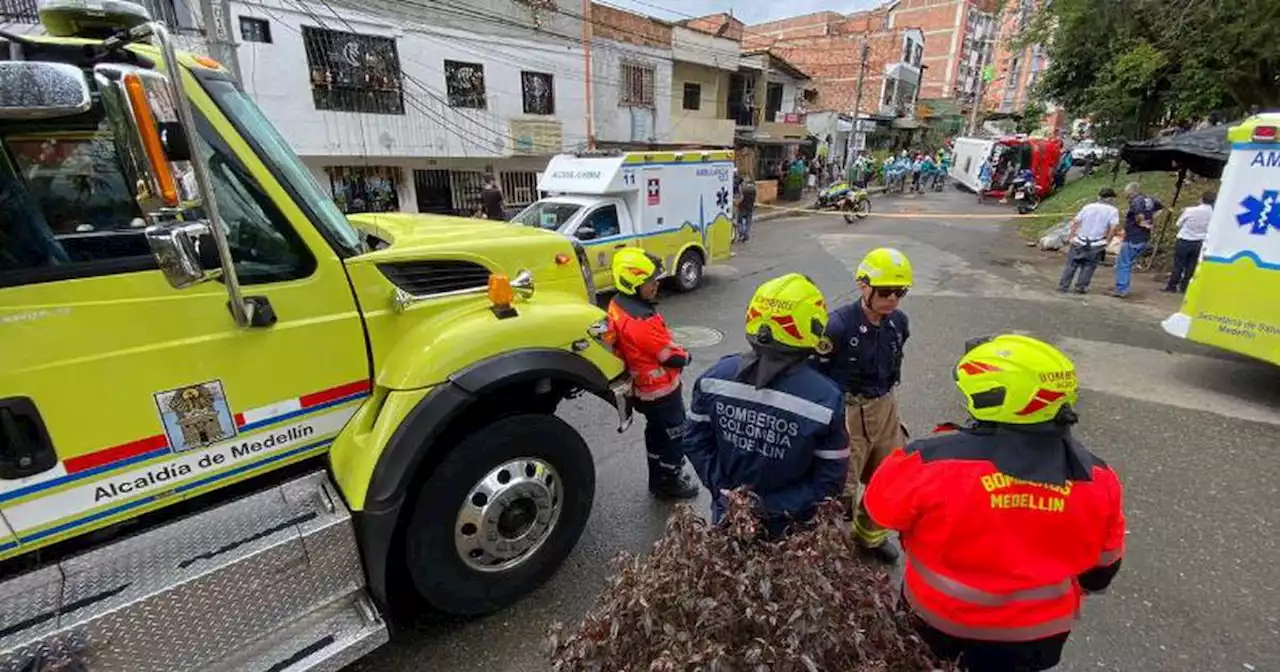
[607,248,699,499]
[864,334,1125,671]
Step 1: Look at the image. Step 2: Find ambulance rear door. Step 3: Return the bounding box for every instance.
[634,158,734,273]
[694,158,735,263]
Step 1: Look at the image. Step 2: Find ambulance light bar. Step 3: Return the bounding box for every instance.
[1253,126,1277,143]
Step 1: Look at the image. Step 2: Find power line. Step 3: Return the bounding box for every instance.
[263,0,506,155]
[274,0,664,149]
[287,0,533,152]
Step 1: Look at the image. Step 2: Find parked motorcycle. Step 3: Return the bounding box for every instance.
[1011,178,1040,214]
[813,181,872,223]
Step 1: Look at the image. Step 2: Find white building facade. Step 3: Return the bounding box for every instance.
[229,0,591,215]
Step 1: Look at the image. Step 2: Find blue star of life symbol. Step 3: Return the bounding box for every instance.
[1236,190,1280,235]
[715,186,730,211]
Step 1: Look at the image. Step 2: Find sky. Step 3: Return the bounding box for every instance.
[604,0,883,26]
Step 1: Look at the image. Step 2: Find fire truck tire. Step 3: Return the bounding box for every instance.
[404,413,596,616]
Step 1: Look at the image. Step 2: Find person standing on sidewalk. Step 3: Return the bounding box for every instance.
[815,248,912,564]
[1164,191,1215,293]
[1111,182,1164,298]
[481,174,506,221]
[1058,188,1120,294]
[735,177,757,244]
[606,248,700,500]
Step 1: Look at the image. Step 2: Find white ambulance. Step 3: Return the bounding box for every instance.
[512,150,735,293]
[1161,114,1280,366]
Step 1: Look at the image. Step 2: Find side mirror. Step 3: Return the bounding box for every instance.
[576,226,598,241]
[94,63,201,215]
[145,220,221,288]
[0,61,92,120]
[95,63,216,289]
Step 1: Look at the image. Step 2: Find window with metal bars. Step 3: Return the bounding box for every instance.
[239,17,272,44]
[324,165,402,214]
[302,26,405,115]
[499,171,539,208]
[521,71,554,115]
[0,0,38,23]
[445,60,488,109]
[451,170,487,215]
[619,61,655,108]
[123,0,201,33]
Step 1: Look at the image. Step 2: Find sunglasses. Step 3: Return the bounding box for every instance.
[873,286,909,298]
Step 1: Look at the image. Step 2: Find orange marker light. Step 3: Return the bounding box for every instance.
[488,274,515,307]
[123,74,179,207]
[555,253,572,266]
[193,56,223,70]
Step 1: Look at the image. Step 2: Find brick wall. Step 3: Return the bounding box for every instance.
[750,11,846,38]
[748,9,918,117]
[683,13,744,41]
[590,3,671,49]
[766,33,901,115]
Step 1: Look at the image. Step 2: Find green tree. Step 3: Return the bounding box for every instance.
[1023,0,1280,139]
[1017,100,1048,134]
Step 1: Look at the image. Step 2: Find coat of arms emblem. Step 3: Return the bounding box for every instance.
[154,381,237,452]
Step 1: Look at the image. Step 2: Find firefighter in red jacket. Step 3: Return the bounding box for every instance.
[864,334,1125,671]
[607,248,699,499]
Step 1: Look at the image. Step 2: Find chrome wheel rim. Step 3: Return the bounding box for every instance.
[455,458,562,573]
[680,259,699,286]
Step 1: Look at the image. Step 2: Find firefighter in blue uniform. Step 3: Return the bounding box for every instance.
[684,273,850,536]
[816,247,912,563]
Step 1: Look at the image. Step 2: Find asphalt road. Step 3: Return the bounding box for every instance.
[351,189,1280,671]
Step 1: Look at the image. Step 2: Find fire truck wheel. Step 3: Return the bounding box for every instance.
[404,413,596,616]
[672,250,704,292]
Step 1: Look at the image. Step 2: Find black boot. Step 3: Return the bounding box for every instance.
[649,468,700,500]
[858,540,901,565]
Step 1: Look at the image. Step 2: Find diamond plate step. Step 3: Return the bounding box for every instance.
[0,471,388,672]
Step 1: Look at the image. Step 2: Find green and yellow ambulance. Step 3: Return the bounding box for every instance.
[511,151,735,293]
[1161,114,1280,366]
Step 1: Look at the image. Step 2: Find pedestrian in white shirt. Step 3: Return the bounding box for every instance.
[1058,188,1121,293]
[1164,191,1215,293]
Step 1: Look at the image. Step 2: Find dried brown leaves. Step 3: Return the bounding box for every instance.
[549,491,952,671]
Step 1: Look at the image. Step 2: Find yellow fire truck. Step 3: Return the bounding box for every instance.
[0,2,631,669]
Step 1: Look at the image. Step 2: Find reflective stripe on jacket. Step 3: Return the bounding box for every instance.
[864,425,1126,642]
[607,294,688,401]
[684,354,849,535]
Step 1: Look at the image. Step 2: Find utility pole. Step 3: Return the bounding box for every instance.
[198,0,241,82]
[846,38,869,173]
[581,0,596,150]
